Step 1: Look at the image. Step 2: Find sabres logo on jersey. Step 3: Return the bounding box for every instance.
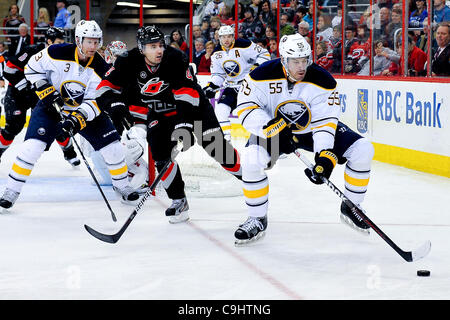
[222,60,241,78]
[275,100,311,132]
[60,81,86,107]
[140,77,169,96]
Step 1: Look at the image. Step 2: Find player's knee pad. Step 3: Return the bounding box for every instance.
[121,138,144,166]
[344,137,374,169]
[241,144,271,176]
[18,139,47,164]
[99,141,126,165]
[214,103,232,121]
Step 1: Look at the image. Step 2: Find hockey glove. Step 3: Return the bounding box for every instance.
[262,117,296,155]
[61,111,87,135]
[173,122,195,152]
[203,83,219,99]
[304,149,338,185]
[35,82,64,110]
[109,101,135,132]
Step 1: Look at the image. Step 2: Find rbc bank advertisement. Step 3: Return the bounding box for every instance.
[336,79,449,158]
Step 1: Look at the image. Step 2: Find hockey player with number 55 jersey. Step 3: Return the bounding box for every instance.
[0,20,140,209]
[234,34,375,245]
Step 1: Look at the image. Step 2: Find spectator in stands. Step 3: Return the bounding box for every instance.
[316,41,333,71]
[34,7,52,42]
[230,3,245,23]
[287,0,299,17]
[268,37,278,59]
[205,0,225,17]
[357,24,369,43]
[219,5,234,25]
[387,8,403,42]
[8,23,31,56]
[409,0,428,27]
[331,7,342,28]
[373,7,392,46]
[259,0,276,29]
[432,22,450,76]
[193,25,204,42]
[293,6,308,28]
[170,29,189,55]
[213,29,220,46]
[376,0,393,10]
[433,0,450,23]
[297,20,311,39]
[241,6,264,41]
[54,1,71,29]
[2,4,26,36]
[280,13,296,36]
[263,24,277,47]
[170,42,180,50]
[200,17,211,41]
[332,25,359,74]
[330,25,341,48]
[249,0,262,17]
[358,40,396,75]
[198,40,215,73]
[208,16,222,41]
[303,3,314,31]
[316,14,333,43]
[0,42,7,55]
[397,35,427,76]
[193,37,206,69]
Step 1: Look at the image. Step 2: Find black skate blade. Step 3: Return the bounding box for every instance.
[340,214,370,236]
[234,231,266,247]
[84,224,119,244]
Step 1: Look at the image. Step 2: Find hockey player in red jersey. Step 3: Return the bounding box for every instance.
[96,25,242,223]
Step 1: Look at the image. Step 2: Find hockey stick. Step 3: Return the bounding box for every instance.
[293,148,431,263]
[84,148,180,243]
[54,103,117,222]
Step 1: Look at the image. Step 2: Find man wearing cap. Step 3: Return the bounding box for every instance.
[54,1,72,29]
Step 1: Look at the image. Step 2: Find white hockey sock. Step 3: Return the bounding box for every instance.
[7,139,46,193]
[215,103,232,136]
[342,138,374,205]
[99,141,129,191]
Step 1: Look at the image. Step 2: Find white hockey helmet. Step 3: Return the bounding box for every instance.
[279,33,312,78]
[75,20,103,51]
[218,25,235,48]
[218,25,234,36]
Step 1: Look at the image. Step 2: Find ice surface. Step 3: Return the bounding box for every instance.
[0,134,448,299]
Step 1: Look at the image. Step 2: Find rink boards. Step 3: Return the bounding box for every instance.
[197,75,450,178]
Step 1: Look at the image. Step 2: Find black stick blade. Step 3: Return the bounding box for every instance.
[84,224,119,244]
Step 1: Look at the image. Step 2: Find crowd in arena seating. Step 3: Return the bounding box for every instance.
[187,0,449,77]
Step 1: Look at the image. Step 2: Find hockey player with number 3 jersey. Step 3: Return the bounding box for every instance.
[0,27,81,167]
[234,34,375,245]
[203,25,270,140]
[0,20,140,209]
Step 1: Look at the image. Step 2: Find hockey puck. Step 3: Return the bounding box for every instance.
[417,270,431,277]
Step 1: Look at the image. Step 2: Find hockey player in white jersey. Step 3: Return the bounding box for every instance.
[234,33,375,245]
[203,25,270,140]
[0,20,140,209]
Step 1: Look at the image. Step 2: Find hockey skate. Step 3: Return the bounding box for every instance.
[63,146,81,167]
[234,215,268,246]
[113,186,141,206]
[0,188,20,210]
[340,201,370,235]
[165,197,189,224]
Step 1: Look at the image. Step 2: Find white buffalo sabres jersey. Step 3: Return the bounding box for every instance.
[236,59,340,153]
[210,38,270,87]
[25,43,109,121]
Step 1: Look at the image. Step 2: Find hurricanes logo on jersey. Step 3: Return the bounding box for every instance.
[140,77,169,96]
[275,100,311,132]
[60,81,86,107]
[223,60,240,78]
